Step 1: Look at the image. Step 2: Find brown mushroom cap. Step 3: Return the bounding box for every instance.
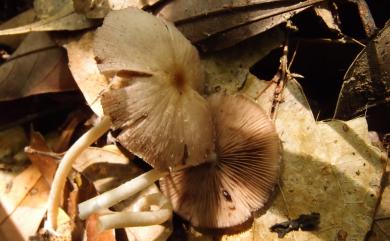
[160,93,281,228]
[95,8,214,170]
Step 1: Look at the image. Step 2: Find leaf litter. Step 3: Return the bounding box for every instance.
[0,32,77,101]
[0,1,389,241]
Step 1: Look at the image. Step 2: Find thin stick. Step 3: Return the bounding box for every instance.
[46,116,112,231]
[78,169,168,219]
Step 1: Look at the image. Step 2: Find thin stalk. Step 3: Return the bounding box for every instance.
[98,210,171,230]
[46,116,112,231]
[78,169,168,219]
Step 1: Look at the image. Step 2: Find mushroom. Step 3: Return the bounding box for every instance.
[95,7,214,170]
[46,8,214,232]
[160,93,281,229]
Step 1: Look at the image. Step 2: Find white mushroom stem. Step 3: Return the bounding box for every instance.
[98,210,172,230]
[78,169,168,220]
[46,116,112,231]
[97,192,172,230]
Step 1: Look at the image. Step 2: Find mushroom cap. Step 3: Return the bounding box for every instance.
[96,8,214,170]
[160,93,281,228]
[94,7,204,92]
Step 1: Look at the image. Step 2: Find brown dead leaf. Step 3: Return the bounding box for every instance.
[314,2,341,33]
[25,131,58,184]
[86,214,116,241]
[0,165,42,223]
[64,32,108,117]
[53,107,91,152]
[73,0,161,18]
[0,9,36,48]
[334,20,390,119]
[0,1,96,36]
[196,8,304,51]
[34,0,70,19]
[0,126,28,162]
[202,30,284,94]
[176,1,312,43]
[159,0,322,51]
[0,177,49,241]
[0,32,77,101]
[368,159,390,241]
[158,0,294,22]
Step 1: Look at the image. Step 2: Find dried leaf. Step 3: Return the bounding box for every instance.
[25,131,58,184]
[0,165,42,223]
[335,20,390,119]
[160,0,321,51]
[0,177,49,241]
[0,1,95,36]
[0,126,28,161]
[177,1,312,43]
[64,32,108,117]
[0,32,77,101]
[368,160,390,241]
[86,214,116,241]
[201,30,284,94]
[72,146,139,191]
[158,0,294,22]
[196,9,304,51]
[73,0,161,18]
[0,9,36,48]
[314,3,341,33]
[34,0,70,19]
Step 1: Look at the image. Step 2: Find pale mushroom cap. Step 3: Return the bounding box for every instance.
[94,7,204,92]
[96,8,214,170]
[160,93,281,228]
[101,76,214,170]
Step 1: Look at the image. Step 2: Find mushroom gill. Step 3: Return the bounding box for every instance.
[160,93,281,228]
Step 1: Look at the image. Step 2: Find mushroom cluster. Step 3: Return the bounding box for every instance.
[46,7,281,234]
[161,93,280,229]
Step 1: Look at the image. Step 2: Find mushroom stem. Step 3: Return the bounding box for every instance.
[78,169,168,220]
[46,116,112,231]
[98,210,171,230]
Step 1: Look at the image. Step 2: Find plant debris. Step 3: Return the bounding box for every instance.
[270,212,320,238]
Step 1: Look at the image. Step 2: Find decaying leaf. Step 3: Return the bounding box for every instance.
[0,32,77,101]
[86,214,116,241]
[0,177,49,241]
[158,0,297,22]
[0,126,27,162]
[176,1,313,43]
[34,0,70,19]
[0,165,42,223]
[73,0,161,18]
[64,32,108,117]
[334,20,390,119]
[202,29,284,94]
[159,0,322,51]
[314,2,341,33]
[368,160,390,241]
[0,9,36,48]
[25,131,58,184]
[0,0,95,36]
[196,9,302,52]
